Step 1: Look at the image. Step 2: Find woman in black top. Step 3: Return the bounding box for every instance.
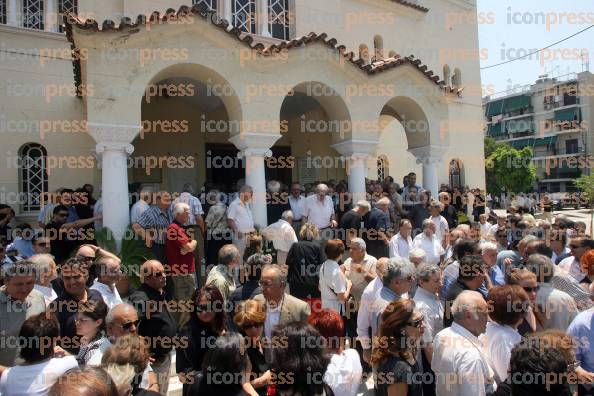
[372,299,425,396]
[234,299,270,395]
[176,286,226,392]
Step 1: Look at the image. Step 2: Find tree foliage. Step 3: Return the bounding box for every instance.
[485,138,536,194]
[574,174,594,207]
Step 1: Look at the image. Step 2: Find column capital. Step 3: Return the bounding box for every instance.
[95,142,134,155]
[229,132,282,153]
[88,122,141,145]
[331,139,379,157]
[408,145,448,162]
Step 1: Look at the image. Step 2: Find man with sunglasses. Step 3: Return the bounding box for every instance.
[31,233,51,255]
[44,205,101,264]
[129,260,177,395]
[559,236,594,283]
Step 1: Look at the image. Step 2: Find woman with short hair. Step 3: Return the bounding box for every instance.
[75,298,110,366]
[319,239,352,317]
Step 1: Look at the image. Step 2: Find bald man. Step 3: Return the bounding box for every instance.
[128,260,177,394]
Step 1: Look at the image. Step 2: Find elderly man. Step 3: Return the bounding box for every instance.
[388,219,413,259]
[29,253,58,306]
[90,255,123,309]
[133,191,173,265]
[432,290,496,396]
[481,242,505,287]
[206,244,240,302]
[369,257,416,348]
[266,180,291,224]
[0,261,46,367]
[255,264,310,338]
[414,264,444,364]
[559,236,594,282]
[261,210,298,265]
[364,197,391,258]
[129,260,177,395]
[302,183,336,240]
[166,202,198,324]
[340,200,371,249]
[444,254,487,328]
[412,219,445,266]
[130,186,152,224]
[49,257,103,352]
[288,183,305,232]
[227,185,255,258]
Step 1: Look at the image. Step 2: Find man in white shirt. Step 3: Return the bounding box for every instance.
[227,185,255,258]
[558,236,593,282]
[488,214,507,237]
[412,219,445,265]
[261,210,298,265]
[90,256,124,309]
[356,257,387,364]
[389,219,413,258]
[288,183,305,231]
[429,200,449,249]
[414,263,444,363]
[432,290,496,396]
[302,183,336,238]
[29,253,58,306]
[130,186,153,224]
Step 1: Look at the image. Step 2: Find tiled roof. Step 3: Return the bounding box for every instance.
[64,4,458,96]
[388,0,429,13]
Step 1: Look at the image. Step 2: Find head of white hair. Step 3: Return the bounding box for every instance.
[479,241,498,254]
[29,254,54,283]
[103,364,136,394]
[106,303,137,325]
[267,180,281,193]
[356,200,371,211]
[409,248,426,261]
[451,290,484,321]
[316,183,329,193]
[382,257,415,287]
[350,238,366,252]
[173,202,190,216]
[281,210,293,221]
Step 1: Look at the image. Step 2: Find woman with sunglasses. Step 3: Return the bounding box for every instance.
[508,268,543,335]
[234,299,271,396]
[75,298,110,366]
[176,285,226,394]
[372,299,425,396]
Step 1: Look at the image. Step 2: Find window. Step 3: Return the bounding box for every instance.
[58,0,77,32]
[193,0,218,9]
[0,0,6,24]
[566,139,578,155]
[443,65,451,86]
[373,35,383,62]
[449,159,461,189]
[377,156,388,181]
[23,0,44,29]
[19,143,48,212]
[233,0,255,33]
[359,44,370,64]
[268,0,289,40]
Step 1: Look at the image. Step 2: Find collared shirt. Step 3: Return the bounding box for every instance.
[319,259,347,313]
[551,266,593,310]
[388,233,413,259]
[205,202,229,234]
[431,215,449,243]
[480,321,521,383]
[90,279,123,309]
[401,185,422,201]
[6,237,35,258]
[370,286,408,344]
[489,265,506,286]
[303,194,334,229]
[264,295,284,339]
[357,276,383,350]
[413,286,444,345]
[34,283,57,307]
[552,247,571,264]
[536,282,578,331]
[165,220,195,273]
[172,192,204,226]
[343,254,377,302]
[136,205,173,245]
[0,288,47,366]
[432,322,497,396]
[206,264,237,302]
[261,219,298,253]
[558,256,587,283]
[568,308,594,372]
[130,200,149,224]
[412,232,445,265]
[288,195,305,221]
[227,198,254,233]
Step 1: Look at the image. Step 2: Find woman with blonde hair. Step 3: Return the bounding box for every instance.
[508,268,543,335]
[372,299,425,396]
[234,299,271,395]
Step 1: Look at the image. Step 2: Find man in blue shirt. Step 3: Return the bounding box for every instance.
[567,306,594,390]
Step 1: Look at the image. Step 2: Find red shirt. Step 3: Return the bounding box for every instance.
[165,221,195,275]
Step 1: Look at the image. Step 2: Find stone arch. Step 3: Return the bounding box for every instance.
[380,96,431,149]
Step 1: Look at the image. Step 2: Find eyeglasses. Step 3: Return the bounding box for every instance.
[569,244,583,249]
[243,322,264,330]
[407,317,424,328]
[523,286,540,293]
[34,242,49,247]
[195,304,210,313]
[78,255,94,262]
[116,320,140,330]
[148,271,164,278]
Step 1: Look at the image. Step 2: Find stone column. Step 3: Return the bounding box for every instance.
[408,146,447,197]
[229,132,281,228]
[256,0,270,37]
[7,0,18,26]
[45,0,57,32]
[332,139,379,203]
[221,0,232,25]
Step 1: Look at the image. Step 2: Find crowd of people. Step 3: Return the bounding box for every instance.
[0,173,593,396]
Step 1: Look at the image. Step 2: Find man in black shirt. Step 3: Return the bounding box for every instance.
[363,198,391,258]
[339,200,371,250]
[129,260,178,395]
[443,254,486,328]
[45,205,100,264]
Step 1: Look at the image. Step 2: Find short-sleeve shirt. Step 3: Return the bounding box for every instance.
[165,221,195,274]
[227,199,254,233]
[412,233,445,265]
[303,195,334,229]
[319,259,347,313]
[0,356,79,396]
[136,205,173,245]
[376,355,423,396]
[430,215,449,243]
[173,192,204,226]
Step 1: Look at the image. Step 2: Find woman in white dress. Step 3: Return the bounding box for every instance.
[319,239,352,317]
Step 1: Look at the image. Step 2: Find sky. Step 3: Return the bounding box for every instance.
[477,0,594,97]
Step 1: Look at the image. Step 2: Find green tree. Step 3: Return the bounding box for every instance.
[574,174,594,208]
[485,142,536,194]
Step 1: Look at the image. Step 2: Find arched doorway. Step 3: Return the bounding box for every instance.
[449,159,463,189]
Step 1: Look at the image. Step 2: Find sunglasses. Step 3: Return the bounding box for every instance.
[149,271,164,278]
[118,320,140,330]
[35,242,49,247]
[195,304,210,313]
[243,322,264,330]
[523,286,540,293]
[569,245,583,249]
[407,317,424,328]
